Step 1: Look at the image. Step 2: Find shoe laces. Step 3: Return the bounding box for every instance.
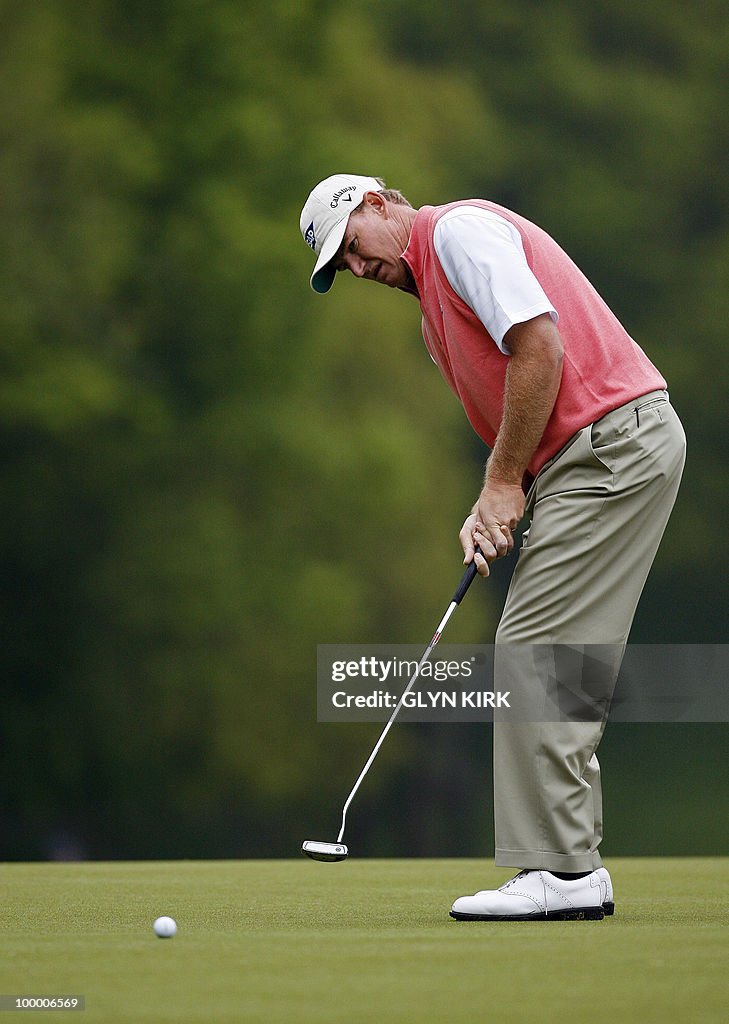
[500,869,530,891]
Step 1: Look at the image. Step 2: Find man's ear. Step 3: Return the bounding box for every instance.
[362,191,386,215]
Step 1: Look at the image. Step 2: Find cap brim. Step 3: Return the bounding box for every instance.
[310,215,349,294]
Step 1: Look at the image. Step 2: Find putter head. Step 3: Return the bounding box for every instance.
[301,840,348,862]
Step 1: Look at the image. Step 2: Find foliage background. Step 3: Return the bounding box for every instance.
[1,0,727,860]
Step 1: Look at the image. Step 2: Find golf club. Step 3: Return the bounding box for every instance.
[302,550,483,862]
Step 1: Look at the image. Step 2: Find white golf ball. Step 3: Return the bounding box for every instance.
[153,916,177,938]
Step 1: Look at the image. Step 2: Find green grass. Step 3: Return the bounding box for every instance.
[1,858,727,1023]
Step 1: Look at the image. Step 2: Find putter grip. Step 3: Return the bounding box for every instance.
[452,548,482,605]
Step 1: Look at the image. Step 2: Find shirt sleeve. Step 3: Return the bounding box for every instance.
[433,206,558,354]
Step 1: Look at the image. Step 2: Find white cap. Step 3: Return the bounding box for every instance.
[300,174,384,293]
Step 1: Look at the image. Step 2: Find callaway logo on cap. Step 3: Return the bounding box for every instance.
[300,174,383,293]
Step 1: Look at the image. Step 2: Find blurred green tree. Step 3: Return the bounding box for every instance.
[1,0,727,859]
[0,0,494,858]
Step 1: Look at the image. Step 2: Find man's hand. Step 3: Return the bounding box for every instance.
[460,480,525,577]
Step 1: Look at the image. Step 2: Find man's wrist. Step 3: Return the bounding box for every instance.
[483,469,525,489]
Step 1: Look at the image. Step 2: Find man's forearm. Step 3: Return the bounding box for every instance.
[485,322,563,487]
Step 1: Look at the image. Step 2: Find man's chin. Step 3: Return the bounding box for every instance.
[372,261,411,290]
[378,268,404,289]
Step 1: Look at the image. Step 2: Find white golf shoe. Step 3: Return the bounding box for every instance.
[596,866,614,915]
[450,868,611,921]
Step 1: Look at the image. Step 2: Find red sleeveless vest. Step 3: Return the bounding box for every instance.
[401,201,666,478]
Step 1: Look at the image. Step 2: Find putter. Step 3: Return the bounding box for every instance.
[302,551,482,862]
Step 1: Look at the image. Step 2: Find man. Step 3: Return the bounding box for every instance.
[300,174,685,921]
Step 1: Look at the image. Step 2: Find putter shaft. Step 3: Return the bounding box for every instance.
[335,555,480,844]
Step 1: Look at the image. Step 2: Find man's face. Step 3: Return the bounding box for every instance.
[332,193,411,289]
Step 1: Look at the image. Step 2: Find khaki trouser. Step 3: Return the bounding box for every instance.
[493,390,686,871]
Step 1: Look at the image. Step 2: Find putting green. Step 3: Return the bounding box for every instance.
[0,858,726,1023]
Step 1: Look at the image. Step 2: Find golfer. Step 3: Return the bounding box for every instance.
[300,174,685,920]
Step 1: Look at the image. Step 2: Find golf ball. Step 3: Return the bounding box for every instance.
[153,916,177,938]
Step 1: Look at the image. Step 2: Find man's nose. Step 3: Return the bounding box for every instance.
[345,253,367,277]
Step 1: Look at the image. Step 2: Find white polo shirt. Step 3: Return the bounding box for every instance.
[433,206,558,354]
